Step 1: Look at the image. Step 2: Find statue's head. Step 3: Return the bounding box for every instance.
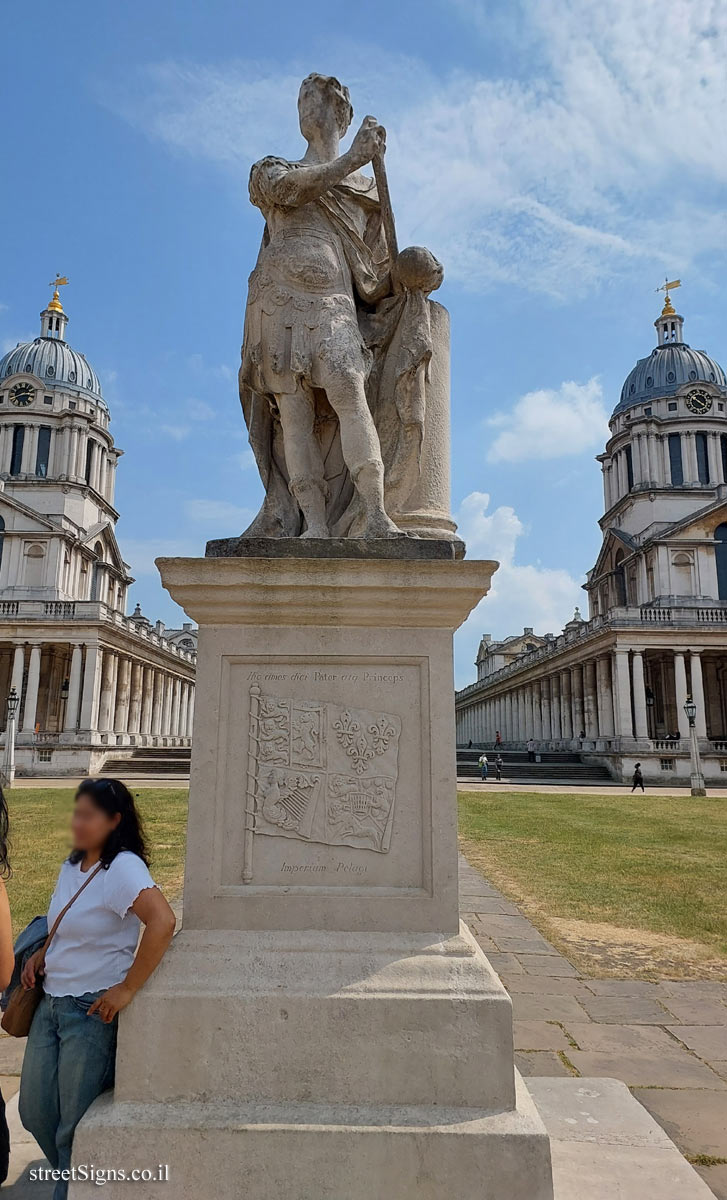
[298,73,353,140]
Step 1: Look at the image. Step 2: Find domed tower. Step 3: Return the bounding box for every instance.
[598,282,727,537]
[587,282,727,616]
[0,281,131,607]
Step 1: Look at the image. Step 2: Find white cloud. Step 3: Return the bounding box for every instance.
[160,423,191,442]
[184,498,253,525]
[487,377,609,463]
[453,491,583,685]
[100,1,727,294]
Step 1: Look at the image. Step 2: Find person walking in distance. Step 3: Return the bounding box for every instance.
[527,737,535,764]
[494,730,502,750]
[631,763,645,793]
[478,753,489,782]
[494,755,503,782]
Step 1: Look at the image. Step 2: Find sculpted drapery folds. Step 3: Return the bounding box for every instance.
[239,72,444,539]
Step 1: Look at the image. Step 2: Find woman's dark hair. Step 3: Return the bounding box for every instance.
[69,778,149,869]
[0,787,10,879]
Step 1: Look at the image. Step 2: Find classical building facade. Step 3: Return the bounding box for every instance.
[0,286,196,777]
[456,288,727,784]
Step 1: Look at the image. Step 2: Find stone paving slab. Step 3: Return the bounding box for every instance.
[660,996,727,1024]
[515,1051,573,1077]
[669,1025,727,1060]
[577,994,675,1024]
[511,992,593,1024]
[565,1022,679,1054]
[513,1021,572,1052]
[695,1164,727,1200]
[517,953,580,978]
[567,1048,726,1089]
[632,1087,727,1159]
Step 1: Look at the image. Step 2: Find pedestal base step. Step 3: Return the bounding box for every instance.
[529,1077,715,1200]
[70,1078,553,1200]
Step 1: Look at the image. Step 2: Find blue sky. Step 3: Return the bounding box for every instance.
[2,0,725,685]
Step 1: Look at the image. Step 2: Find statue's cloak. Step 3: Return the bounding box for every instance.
[239,158,435,537]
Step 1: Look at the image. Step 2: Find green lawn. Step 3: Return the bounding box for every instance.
[4,788,189,936]
[458,790,727,965]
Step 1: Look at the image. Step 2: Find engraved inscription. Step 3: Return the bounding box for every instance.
[246,688,400,864]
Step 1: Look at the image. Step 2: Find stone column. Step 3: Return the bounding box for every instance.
[140,667,154,736]
[186,686,195,738]
[128,661,143,735]
[540,677,551,740]
[550,674,561,739]
[151,670,164,737]
[115,657,132,735]
[559,670,572,740]
[612,649,633,738]
[708,433,721,486]
[64,643,84,732]
[98,650,118,733]
[179,682,190,741]
[689,650,708,738]
[79,645,103,731]
[648,432,660,485]
[10,645,25,704]
[571,665,584,738]
[673,651,690,739]
[583,660,598,738]
[631,651,649,739]
[160,675,173,737]
[595,655,615,738]
[524,685,534,742]
[171,677,182,739]
[531,682,542,739]
[684,432,698,484]
[21,644,42,733]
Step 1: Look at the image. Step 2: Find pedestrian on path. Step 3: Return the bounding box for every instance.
[494,755,503,781]
[478,753,489,781]
[631,762,645,793]
[18,779,177,1200]
[494,730,502,749]
[527,738,535,763]
[0,790,14,1185]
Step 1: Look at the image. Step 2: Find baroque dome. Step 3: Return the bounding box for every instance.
[0,336,104,404]
[615,342,727,414]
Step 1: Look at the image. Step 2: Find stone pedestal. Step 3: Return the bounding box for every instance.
[71,549,554,1199]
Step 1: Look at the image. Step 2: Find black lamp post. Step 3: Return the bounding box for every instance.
[683,695,706,796]
[4,687,20,786]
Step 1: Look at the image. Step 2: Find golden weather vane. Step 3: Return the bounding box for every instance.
[656,276,680,316]
[47,274,69,313]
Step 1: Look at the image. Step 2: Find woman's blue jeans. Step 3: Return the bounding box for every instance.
[19,992,117,1200]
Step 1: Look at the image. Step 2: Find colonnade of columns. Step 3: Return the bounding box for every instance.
[1,640,194,743]
[603,430,727,510]
[457,646,710,747]
[0,417,117,503]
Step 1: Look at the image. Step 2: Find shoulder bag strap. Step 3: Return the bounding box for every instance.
[37,862,104,970]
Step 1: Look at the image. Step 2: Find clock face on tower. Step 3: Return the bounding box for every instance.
[9,383,35,407]
[685,389,713,415]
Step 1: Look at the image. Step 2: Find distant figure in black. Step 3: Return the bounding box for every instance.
[631,763,645,793]
[494,755,503,781]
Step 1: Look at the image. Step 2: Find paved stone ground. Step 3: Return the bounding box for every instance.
[460,853,727,1200]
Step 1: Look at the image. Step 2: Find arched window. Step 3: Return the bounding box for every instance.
[716,524,727,602]
[671,552,693,596]
[24,542,46,588]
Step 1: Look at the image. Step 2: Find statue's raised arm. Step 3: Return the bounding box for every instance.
[238,72,458,548]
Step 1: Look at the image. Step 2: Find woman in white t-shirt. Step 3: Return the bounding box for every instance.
[18,778,176,1200]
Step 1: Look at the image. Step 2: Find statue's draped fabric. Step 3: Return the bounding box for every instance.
[240,156,435,537]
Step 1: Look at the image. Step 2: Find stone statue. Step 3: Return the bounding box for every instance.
[239,72,446,540]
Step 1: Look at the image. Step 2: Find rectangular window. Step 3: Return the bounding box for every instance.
[84,440,94,485]
[660,758,674,770]
[721,434,727,483]
[696,432,710,484]
[9,425,24,475]
[35,427,52,477]
[625,445,634,490]
[669,433,684,485]
[720,759,727,773]
[668,401,678,411]
[44,395,53,405]
[37,748,52,763]
[644,407,652,416]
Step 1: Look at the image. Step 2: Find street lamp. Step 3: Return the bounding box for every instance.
[683,695,706,797]
[645,686,655,738]
[3,687,20,788]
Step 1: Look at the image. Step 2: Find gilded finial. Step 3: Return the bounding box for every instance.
[656,276,680,317]
[47,274,69,313]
